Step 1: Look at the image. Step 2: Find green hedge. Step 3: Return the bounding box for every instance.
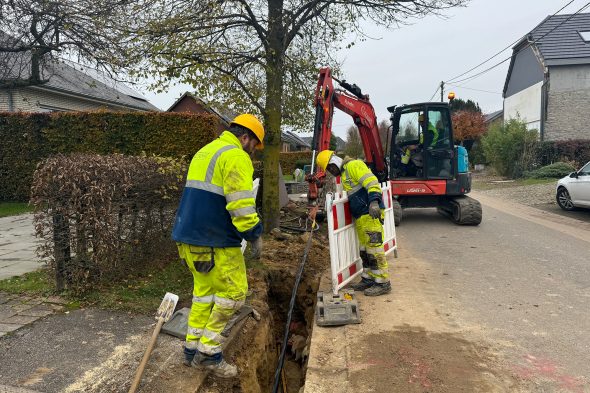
[279,151,313,174]
[537,139,590,168]
[0,112,220,201]
[524,162,577,179]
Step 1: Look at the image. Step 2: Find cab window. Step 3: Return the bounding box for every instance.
[426,109,452,149]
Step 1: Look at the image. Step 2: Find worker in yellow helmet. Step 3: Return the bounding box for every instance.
[172,114,264,378]
[316,150,391,296]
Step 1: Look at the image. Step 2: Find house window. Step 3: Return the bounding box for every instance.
[579,31,590,41]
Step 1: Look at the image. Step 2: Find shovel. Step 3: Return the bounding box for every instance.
[128,292,179,393]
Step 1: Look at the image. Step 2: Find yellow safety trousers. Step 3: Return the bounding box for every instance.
[177,243,247,355]
[355,214,389,283]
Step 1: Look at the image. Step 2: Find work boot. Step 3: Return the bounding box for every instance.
[364,281,392,297]
[350,277,375,291]
[182,347,198,367]
[202,359,238,378]
[192,353,237,378]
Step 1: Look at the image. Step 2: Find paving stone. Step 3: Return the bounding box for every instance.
[44,296,68,305]
[9,304,34,313]
[48,304,65,312]
[22,299,43,306]
[18,305,54,317]
[0,323,22,333]
[0,305,18,320]
[1,315,39,325]
[0,293,16,304]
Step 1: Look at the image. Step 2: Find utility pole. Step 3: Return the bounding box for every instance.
[440,81,445,102]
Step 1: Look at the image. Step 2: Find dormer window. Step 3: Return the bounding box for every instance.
[580,31,590,42]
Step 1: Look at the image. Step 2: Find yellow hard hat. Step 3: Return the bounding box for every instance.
[231,114,265,149]
[316,150,334,171]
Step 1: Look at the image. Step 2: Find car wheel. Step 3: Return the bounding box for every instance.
[556,187,575,211]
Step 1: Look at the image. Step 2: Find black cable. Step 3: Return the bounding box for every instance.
[428,86,440,102]
[271,214,316,393]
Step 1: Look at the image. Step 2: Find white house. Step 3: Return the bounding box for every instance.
[503,12,590,140]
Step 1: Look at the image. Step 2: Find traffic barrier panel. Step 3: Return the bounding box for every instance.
[326,181,398,295]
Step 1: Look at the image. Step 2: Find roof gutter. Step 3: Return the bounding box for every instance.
[529,38,548,141]
[29,85,157,112]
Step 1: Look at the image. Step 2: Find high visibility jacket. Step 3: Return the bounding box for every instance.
[426,122,439,147]
[172,131,262,248]
[341,158,384,219]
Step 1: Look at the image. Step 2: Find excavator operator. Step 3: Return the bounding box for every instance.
[316,150,392,296]
[400,113,438,177]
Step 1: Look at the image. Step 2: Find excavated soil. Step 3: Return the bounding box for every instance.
[198,235,329,393]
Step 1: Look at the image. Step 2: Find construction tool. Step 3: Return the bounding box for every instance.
[128,292,178,393]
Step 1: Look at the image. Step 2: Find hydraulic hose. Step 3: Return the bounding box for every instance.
[271,210,317,393]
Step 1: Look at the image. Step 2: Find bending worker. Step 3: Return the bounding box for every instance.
[316,150,391,296]
[172,114,264,378]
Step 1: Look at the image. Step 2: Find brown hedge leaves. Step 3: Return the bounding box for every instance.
[30,153,187,292]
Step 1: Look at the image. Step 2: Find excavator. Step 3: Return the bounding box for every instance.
[306,67,482,226]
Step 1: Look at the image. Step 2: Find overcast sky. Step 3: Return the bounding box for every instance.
[141,0,583,140]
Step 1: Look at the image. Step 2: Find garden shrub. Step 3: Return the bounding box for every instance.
[481,118,539,178]
[30,153,187,293]
[536,139,590,168]
[524,162,577,179]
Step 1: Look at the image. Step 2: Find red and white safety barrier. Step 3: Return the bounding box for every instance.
[381,181,398,258]
[326,181,398,295]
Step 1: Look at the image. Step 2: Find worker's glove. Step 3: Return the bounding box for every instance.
[369,201,381,219]
[250,237,262,260]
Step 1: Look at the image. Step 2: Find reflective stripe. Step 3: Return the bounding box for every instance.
[206,145,237,182]
[344,167,355,188]
[366,246,384,254]
[225,190,254,203]
[185,180,224,196]
[193,295,214,304]
[365,180,379,188]
[187,327,203,337]
[203,329,226,344]
[370,269,385,275]
[214,295,243,310]
[185,341,200,349]
[197,341,222,355]
[228,206,256,217]
[358,173,373,184]
[372,276,389,283]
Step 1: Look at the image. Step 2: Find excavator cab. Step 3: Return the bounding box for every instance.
[389,103,455,181]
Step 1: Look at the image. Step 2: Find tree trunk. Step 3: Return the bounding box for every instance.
[262,0,285,232]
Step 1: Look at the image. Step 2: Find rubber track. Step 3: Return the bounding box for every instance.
[451,196,482,225]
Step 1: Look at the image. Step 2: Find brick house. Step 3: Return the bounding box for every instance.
[168,92,310,151]
[167,92,235,134]
[503,12,590,141]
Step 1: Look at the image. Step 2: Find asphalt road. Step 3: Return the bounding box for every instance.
[397,198,590,391]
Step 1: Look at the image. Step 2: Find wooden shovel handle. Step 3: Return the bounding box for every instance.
[128,317,165,393]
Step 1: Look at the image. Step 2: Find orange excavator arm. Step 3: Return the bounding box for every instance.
[307,67,388,201]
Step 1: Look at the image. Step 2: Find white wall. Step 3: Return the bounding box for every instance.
[503,81,543,130]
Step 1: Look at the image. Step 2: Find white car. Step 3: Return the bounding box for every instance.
[556,161,590,211]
